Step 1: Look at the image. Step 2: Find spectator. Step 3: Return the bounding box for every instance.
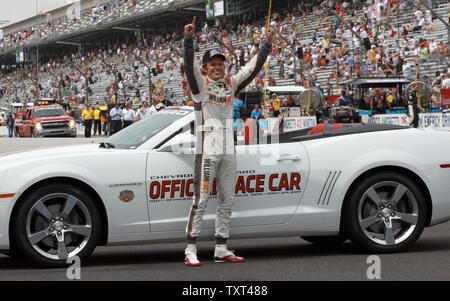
[149,101,158,115]
[136,101,151,120]
[81,105,94,138]
[271,94,281,117]
[109,103,123,134]
[443,74,450,89]
[93,106,101,135]
[386,91,395,108]
[122,103,135,128]
[431,71,441,87]
[6,112,14,137]
[419,44,429,63]
[370,89,387,114]
[407,85,420,128]
[233,96,245,122]
[251,104,264,120]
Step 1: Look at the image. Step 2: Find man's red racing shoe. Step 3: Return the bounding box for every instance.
[185,248,201,266]
[214,248,245,263]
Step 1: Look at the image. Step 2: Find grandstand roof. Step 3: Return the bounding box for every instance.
[0,0,206,63]
[0,1,76,33]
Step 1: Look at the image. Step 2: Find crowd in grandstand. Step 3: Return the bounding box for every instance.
[0,0,137,50]
[1,0,450,117]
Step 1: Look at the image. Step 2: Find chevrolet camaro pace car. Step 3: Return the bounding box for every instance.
[0,107,449,267]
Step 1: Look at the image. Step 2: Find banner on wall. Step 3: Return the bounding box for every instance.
[280,107,301,117]
[282,117,317,132]
[369,113,450,129]
[368,114,411,126]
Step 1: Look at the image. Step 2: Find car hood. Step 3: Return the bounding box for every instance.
[34,116,73,122]
[0,143,101,168]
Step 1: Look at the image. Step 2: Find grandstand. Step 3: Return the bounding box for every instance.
[0,0,449,112]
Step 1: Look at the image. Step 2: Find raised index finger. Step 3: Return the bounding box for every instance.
[192,16,196,26]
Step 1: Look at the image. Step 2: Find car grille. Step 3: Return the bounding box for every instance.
[42,120,69,129]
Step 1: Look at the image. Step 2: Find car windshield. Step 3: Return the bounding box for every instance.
[105,108,191,149]
[34,108,66,118]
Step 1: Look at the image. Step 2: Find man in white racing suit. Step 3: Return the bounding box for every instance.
[183,16,274,266]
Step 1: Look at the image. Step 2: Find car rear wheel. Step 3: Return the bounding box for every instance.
[12,184,102,268]
[343,172,427,253]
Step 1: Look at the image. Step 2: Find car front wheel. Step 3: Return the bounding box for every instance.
[12,184,102,268]
[343,172,427,253]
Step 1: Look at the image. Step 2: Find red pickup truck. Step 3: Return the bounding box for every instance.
[15,105,77,137]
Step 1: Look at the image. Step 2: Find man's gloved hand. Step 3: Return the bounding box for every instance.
[185,16,196,39]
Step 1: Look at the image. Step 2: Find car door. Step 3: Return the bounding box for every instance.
[146,135,309,232]
[18,110,31,137]
[26,109,34,136]
[231,142,309,227]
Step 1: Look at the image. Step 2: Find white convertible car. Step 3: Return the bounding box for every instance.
[0,107,449,267]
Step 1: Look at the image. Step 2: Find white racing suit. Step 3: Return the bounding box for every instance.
[184,38,271,244]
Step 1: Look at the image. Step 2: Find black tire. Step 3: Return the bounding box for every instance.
[12,183,102,268]
[301,234,347,247]
[343,172,427,253]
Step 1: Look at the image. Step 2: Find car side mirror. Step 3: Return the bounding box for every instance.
[158,133,195,154]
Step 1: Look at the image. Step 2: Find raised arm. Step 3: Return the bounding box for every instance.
[183,16,204,96]
[232,27,274,94]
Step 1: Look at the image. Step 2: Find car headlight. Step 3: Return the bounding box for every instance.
[34,122,42,130]
[69,120,76,128]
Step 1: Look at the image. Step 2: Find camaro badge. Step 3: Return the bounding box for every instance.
[119,190,135,203]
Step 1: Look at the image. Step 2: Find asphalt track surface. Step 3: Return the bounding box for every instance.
[0,137,449,282]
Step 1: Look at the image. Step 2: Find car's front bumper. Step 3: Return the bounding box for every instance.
[0,194,14,250]
[33,127,77,137]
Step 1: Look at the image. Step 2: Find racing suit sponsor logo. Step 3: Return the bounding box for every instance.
[205,80,232,104]
[149,172,301,201]
[207,94,231,104]
[206,81,232,95]
[202,158,211,193]
[202,180,210,194]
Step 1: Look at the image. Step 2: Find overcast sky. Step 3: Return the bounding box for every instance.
[0,0,69,24]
